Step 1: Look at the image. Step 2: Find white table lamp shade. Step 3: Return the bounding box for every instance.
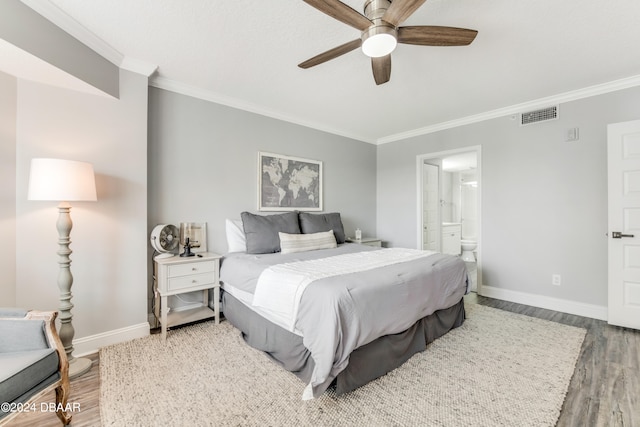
[28,158,97,201]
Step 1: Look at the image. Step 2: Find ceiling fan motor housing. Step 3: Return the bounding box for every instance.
[364,0,391,20]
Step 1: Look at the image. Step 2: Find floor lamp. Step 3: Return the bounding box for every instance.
[28,158,97,378]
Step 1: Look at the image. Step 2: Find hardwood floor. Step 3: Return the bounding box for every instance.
[9,353,101,427]
[8,295,639,426]
[466,293,639,427]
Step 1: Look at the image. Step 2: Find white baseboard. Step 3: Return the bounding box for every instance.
[479,285,608,321]
[73,322,150,357]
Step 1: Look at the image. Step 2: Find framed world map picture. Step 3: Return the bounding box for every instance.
[258,152,323,211]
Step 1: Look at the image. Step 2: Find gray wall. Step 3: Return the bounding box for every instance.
[14,70,149,348]
[0,71,16,306]
[377,86,640,308]
[148,87,377,254]
[148,88,377,313]
[3,5,148,352]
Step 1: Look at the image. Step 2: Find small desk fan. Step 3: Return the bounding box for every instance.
[150,224,180,259]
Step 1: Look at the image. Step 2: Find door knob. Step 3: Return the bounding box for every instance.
[612,231,635,239]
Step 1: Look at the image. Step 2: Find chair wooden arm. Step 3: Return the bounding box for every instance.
[0,310,71,426]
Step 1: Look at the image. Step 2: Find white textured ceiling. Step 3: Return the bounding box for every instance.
[36,0,640,143]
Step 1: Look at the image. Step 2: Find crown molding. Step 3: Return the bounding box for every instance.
[376,74,640,145]
[151,73,640,146]
[21,0,124,66]
[120,57,158,78]
[23,1,159,78]
[150,76,374,144]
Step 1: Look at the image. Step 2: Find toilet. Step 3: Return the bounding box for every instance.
[461,239,477,262]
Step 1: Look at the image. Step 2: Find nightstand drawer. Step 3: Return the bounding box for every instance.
[167,272,215,291]
[168,261,215,278]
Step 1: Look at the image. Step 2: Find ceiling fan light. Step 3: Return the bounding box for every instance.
[361,25,397,57]
[362,33,397,57]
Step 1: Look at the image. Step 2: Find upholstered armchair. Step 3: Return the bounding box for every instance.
[0,309,71,425]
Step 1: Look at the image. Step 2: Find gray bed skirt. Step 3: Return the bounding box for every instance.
[221,291,466,396]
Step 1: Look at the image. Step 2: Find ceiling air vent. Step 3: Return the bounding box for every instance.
[520,105,558,126]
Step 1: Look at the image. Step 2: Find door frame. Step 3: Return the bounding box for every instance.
[416,145,483,293]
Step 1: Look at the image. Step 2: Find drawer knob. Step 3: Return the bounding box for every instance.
[192,267,197,271]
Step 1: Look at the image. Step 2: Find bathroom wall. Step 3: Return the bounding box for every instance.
[441,171,454,222]
[439,167,477,235]
[459,170,478,239]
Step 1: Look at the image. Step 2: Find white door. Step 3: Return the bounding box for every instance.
[608,119,640,330]
[423,163,440,251]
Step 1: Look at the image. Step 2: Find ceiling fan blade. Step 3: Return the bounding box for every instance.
[298,39,362,69]
[304,0,372,31]
[398,26,478,46]
[371,55,391,85]
[382,0,426,27]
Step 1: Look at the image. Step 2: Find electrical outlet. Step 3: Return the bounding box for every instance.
[552,274,561,286]
[565,127,579,142]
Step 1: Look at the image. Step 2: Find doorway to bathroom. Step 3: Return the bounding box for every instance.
[416,146,481,292]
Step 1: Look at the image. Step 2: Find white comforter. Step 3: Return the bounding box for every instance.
[252,248,436,333]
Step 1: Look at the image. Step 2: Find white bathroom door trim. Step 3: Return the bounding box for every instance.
[416,146,482,293]
[607,119,640,330]
[422,162,441,252]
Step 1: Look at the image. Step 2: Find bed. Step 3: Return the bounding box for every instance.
[217,211,469,400]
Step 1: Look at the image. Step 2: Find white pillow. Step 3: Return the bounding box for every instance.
[279,230,337,254]
[225,219,246,253]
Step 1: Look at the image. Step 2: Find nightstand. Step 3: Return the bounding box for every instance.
[346,237,382,247]
[153,252,222,341]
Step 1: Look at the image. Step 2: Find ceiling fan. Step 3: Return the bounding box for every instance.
[298,0,478,85]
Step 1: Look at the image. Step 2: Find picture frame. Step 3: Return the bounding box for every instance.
[179,222,207,253]
[258,152,323,211]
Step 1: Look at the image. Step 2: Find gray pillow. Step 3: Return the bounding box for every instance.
[299,212,346,244]
[0,320,49,351]
[241,211,301,254]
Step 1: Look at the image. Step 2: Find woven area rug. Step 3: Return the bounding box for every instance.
[100,303,586,426]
